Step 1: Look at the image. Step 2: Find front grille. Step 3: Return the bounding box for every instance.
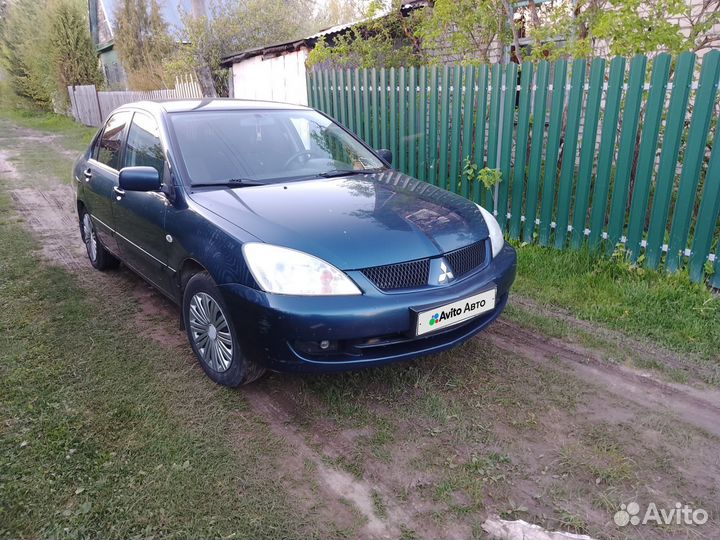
[445,241,486,278]
[361,240,486,291]
[361,258,430,290]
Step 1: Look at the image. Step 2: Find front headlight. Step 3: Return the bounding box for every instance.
[242,243,361,296]
[475,204,504,258]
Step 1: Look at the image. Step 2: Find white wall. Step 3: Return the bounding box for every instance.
[231,48,309,105]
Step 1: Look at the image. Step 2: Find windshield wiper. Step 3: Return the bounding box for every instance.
[192,178,265,188]
[317,168,383,178]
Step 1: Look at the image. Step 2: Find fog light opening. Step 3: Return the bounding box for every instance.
[294,339,340,355]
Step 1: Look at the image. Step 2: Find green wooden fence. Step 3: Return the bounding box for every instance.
[306,51,720,287]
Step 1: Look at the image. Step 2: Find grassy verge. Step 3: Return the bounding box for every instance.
[0,187,306,538]
[511,241,719,361]
[0,83,97,150]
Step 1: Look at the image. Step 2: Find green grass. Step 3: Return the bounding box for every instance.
[0,83,97,150]
[512,242,720,361]
[0,188,310,538]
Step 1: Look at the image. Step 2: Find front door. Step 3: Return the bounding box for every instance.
[112,111,172,294]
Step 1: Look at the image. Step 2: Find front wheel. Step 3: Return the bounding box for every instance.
[182,272,266,386]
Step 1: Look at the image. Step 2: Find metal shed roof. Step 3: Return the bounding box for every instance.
[220,1,429,67]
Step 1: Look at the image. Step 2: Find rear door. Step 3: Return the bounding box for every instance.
[112,111,172,294]
[86,111,131,253]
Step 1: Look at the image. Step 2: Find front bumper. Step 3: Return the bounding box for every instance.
[219,243,517,373]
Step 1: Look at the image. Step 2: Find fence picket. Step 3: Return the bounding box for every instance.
[417,66,427,181]
[485,63,503,210]
[523,60,549,243]
[408,67,417,178]
[571,57,605,249]
[449,66,463,194]
[473,65,489,205]
[428,66,438,186]
[538,59,568,246]
[389,68,398,167]
[438,65,451,190]
[554,58,586,249]
[399,67,407,172]
[379,69,387,150]
[689,135,720,282]
[360,69,369,144]
[606,54,647,255]
[497,61,518,230]
[461,65,475,199]
[509,61,533,239]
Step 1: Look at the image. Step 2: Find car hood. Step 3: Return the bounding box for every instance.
[188,171,489,270]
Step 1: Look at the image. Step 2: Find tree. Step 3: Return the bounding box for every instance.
[0,0,54,106]
[168,0,320,97]
[48,0,103,106]
[114,0,173,90]
[315,0,366,28]
[412,0,513,64]
[306,1,425,69]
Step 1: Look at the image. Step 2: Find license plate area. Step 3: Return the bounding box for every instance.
[414,287,497,336]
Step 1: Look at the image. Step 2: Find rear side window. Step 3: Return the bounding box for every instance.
[124,112,165,182]
[96,112,131,170]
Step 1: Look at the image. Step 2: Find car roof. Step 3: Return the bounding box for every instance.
[118,98,311,115]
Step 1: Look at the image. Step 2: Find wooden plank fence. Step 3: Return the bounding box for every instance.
[68,74,203,128]
[306,51,720,287]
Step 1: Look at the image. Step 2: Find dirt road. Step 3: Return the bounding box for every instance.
[2,118,718,540]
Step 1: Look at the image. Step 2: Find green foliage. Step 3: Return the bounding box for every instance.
[0,0,99,109]
[114,0,174,90]
[525,0,720,61]
[0,0,54,107]
[48,0,103,106]
[307,3,425,69]
[463,157,502,190]
[415,0,512,64]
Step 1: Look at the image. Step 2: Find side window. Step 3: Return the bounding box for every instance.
[89,130,102,160]
[96,112,131,169]
[124,112,165,182]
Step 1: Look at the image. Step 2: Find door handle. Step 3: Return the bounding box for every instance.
[83,168,92,181]
[113,186,125,199]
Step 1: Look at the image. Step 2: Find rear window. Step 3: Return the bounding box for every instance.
[96,112,131,170]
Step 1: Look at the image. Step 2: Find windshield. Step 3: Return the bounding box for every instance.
[169,109,385,186]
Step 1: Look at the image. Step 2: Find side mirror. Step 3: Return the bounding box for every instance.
[118,166,161,192]
[377,149,393,165]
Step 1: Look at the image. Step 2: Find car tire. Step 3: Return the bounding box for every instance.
[182,271,266,387]
[80,209,120,271]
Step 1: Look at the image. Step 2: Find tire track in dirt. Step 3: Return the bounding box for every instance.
[485,318,720,439]
[245,388,414,539]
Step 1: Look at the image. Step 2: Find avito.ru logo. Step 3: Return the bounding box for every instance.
[614,502,708,527]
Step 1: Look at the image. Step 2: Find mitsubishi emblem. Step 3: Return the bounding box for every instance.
[438,261,454,284]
